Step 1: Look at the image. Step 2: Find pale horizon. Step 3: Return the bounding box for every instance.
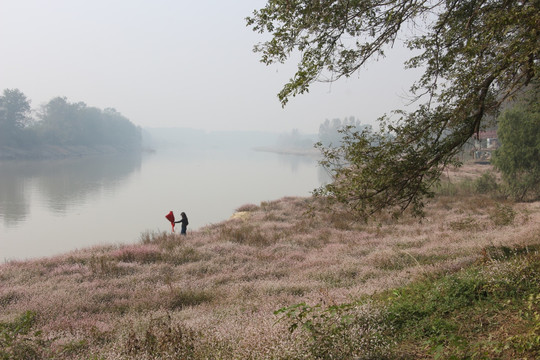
[1,0,421,134]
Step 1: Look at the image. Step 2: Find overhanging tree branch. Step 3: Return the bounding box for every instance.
[249,0,540,217]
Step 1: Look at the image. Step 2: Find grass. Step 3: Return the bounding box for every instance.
[273,244,540,359]
[382,246,540,359]
[0,163,539,358]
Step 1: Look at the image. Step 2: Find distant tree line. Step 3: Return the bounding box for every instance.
[277,128,315,149]
[318,116,370,147]
[0,88,141,149]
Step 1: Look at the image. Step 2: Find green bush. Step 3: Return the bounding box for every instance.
[474,171,499,194]
[492,99,540,201]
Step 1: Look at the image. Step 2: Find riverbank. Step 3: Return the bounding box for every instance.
[0,144,143,161]
[253,145,320,157]
[1,165,539,358]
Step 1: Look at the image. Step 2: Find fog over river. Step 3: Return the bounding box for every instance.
[0,132,327,261]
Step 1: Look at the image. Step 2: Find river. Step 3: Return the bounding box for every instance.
[0,138,326,261]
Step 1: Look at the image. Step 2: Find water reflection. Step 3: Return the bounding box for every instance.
[279,155,333,189]
[0,169,31,226]
[0,153,142,226]
[0,147,323,261]
[276,152,318,173]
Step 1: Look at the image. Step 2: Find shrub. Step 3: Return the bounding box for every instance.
[435,178,475,197]
[492,100,540,201]
[474,171,499,194]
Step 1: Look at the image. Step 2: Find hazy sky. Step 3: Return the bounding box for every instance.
[1,0,422,133]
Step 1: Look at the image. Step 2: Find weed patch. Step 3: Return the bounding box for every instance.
[449,216,480,231]
[371,252,418,271]
[235,203,259,212]
[219,223,271,247]
[111,245,162,263]
[165,246,203,265]
[274,301,392,359]
[315,268,361,288]
[0,291,21,308]
[0,311,50,360]
[124,316,197,358]
[60,339,89,358]
[139,230,178,246]
[490,203,517,226]
[328,209,357,230]
[167,288,214,310]
[88,255,121,277]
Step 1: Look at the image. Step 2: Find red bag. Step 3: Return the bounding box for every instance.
[165,211,175,232]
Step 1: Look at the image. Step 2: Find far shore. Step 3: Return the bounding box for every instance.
[252,145,320,157]
[0,144,144,161]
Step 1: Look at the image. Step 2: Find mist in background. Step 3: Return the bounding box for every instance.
[1,0,421,134]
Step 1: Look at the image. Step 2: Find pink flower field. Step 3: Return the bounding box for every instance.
[1,165,539,359]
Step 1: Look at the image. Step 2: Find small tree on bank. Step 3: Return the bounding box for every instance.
[492,90,540,201]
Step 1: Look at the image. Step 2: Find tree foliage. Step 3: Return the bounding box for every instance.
[248,0,540,217]
[0,89,141,151]
[492,88,540,200]
[0,89,32,145]
[37,97,141,148]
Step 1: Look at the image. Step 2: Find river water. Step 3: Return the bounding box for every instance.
[0,142,326,261]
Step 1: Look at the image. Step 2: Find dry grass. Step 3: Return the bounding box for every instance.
[1,166,540,358]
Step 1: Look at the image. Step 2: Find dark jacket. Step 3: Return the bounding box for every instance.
[175,214,189,234]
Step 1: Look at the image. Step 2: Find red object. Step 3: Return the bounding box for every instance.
[165,211,175,232]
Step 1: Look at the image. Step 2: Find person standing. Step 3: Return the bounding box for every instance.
[175,212,189,235]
